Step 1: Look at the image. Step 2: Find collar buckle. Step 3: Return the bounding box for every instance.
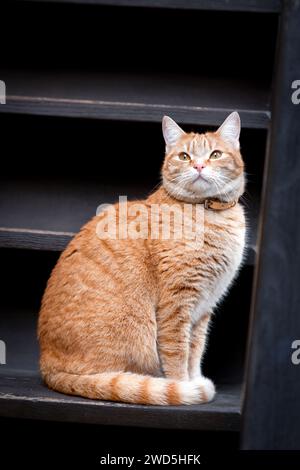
[204,199,237,211]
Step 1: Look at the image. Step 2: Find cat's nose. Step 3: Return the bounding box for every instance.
[193,162,206,172]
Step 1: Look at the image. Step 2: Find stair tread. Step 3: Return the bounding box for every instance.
[17,0,281,14]
[0,372,241,431]
[1,70,270,129]
[0,180,258,264]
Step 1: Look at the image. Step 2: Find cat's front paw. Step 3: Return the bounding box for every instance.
[193,376,216,403]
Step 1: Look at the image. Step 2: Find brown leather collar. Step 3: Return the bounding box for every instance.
[204,198,237,211]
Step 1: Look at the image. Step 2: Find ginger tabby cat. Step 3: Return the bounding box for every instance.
[39,112,246,405]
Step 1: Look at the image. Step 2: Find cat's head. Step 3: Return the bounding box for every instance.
[162,112,245,203]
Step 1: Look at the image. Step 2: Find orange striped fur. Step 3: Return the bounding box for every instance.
[38,112,246,405]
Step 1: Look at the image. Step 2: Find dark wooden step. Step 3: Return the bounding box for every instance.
[0,372,241,431]
[0,180,258,264]
[16,0,281,14]
[0,71,270,129]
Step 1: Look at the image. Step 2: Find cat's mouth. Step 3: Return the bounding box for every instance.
[193,173,209,183]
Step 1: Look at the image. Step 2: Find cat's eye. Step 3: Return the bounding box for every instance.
[210,150,222,160]
[178,152,191,161]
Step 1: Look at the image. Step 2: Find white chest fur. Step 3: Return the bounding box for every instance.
[191,205,246,324]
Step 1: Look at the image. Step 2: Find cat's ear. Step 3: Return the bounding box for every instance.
[216,112,241,149]
[162,116,185,150]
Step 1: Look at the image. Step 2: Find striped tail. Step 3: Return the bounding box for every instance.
[43,370,215,405]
